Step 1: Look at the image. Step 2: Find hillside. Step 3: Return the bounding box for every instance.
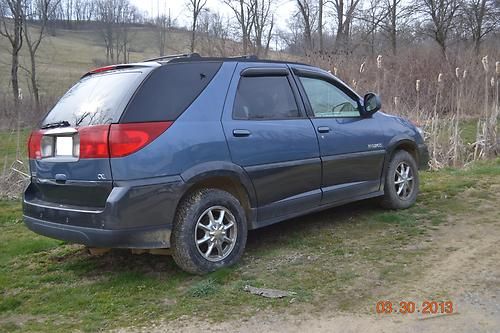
[0,26,201,99]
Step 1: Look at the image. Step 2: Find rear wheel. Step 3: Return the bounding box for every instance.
[381,150,419,209]
[171,189,247,274]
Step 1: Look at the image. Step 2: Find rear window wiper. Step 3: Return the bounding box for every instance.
[41,120,71,129]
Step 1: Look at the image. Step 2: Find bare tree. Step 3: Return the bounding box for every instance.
[375,0,413,55]
[198,11,231,56]
[459,0,498,54]
[95,0,136,63]
[296,0,317,51]
[357,0,387,55]
[419,0,460,58]
[328,0,362,51]
[251,0,275,57]
[223,0,255,54]
[318,0,323,51]
[187,0,208,53]
[0,0,24,104]
[23,0,60,111]
[154,13,171,56]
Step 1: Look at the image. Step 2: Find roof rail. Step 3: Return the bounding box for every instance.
[227,55,259,60]
[143,53,202,62]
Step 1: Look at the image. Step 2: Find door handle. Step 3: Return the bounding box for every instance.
[233,129,251,137]
[317,126,331,133]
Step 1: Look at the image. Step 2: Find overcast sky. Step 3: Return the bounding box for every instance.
[130,0,297,30]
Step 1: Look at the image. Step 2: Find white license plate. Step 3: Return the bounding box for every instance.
[55,136,74,156]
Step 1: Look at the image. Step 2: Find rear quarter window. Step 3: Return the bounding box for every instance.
[121,62,223,122]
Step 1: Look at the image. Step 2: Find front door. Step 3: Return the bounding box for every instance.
[293,69,386,204]
[222,63,321,223]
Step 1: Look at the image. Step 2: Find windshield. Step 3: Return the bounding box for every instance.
[41,70,148,128]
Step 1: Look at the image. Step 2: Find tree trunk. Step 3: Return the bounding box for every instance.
[191,18,196,52]
[11,46,20,105]
[318,0,323,52]
[390,0,397,55]
[29,48,40,111]
[240,0,248,54]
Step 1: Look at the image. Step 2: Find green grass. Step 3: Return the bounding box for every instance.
[0,158,498,332]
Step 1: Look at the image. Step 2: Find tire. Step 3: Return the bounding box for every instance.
[171,188,247,274]
[380,150,419,210]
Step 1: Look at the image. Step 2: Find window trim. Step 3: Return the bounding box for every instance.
[231,71,307,121]
[292,68,363,119]
[240,67,289,77]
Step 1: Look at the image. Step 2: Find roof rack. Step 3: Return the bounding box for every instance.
[140,53,307,66]
[143,53,202,62]
[226,55,259,60]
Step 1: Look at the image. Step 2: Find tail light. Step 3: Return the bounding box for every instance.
[109,122,172,157]
[28,130,44,159]
[79,125,111,158]
[27,122,172,160]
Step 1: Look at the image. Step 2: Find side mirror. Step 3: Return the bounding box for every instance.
[363,93,381,117]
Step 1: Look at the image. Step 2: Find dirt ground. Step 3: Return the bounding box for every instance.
[118,189,500,333]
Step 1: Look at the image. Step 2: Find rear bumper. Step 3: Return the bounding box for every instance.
[24,216,171,248]
[23,175,185,248]
[417,143,430,170]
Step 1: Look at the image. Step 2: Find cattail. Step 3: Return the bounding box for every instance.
[463,70,467,79]
[376,55,382,69]
[482,56,489,72]
[455,67,460,79]
[438,73,443,83]
[416,80,420,92]
[359,62,365,73]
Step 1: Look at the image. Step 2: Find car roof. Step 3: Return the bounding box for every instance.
[85,53,318,79]
[141,53,309,67]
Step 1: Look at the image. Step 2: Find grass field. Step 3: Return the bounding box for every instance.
[0,158,499,332]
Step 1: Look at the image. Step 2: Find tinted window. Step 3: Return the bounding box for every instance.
[299,77,360,117]
[233,76,300,120]
[122,62,222,122]
[42,71,146,127]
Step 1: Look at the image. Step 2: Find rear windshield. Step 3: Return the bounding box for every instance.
[121,62,222,122]
[41,70,149,127]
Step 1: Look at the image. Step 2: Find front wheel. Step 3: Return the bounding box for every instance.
[381,150,419,209]
[171,189,247,274]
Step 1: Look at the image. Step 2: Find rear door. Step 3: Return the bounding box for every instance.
[222,63,321,223]
[27,68,152,209]
[292,67,386,204]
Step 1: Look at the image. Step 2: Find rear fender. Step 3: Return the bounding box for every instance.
[180,161,257,209]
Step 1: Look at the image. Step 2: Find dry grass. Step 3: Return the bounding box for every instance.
[300,46,500,168]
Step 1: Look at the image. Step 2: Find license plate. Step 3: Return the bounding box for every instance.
[55,136,74,156]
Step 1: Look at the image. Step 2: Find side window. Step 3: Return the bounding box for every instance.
[299,76,360,117]
[122,62,222,122]
[233,76,300,120]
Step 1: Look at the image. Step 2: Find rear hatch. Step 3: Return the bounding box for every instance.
[26,66,154,209]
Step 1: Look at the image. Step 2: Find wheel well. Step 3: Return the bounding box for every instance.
[392,142,418,164]
[178,176,253,223]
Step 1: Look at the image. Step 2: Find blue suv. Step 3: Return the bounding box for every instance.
[23,54,429,274]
